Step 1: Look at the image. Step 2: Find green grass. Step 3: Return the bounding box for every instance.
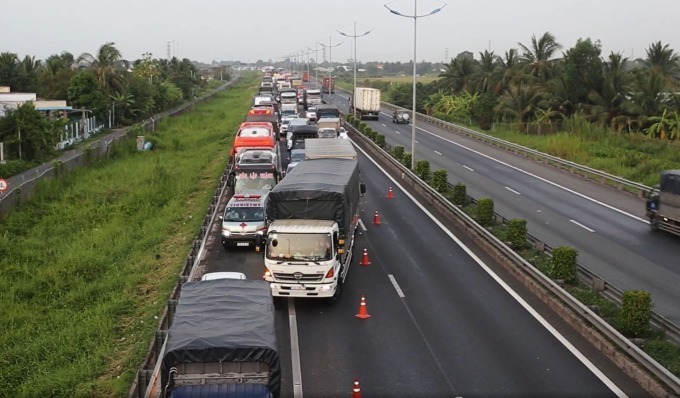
[0,73,259,397]
[482,121,680,187]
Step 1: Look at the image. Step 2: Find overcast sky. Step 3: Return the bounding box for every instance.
[1,0,677,64]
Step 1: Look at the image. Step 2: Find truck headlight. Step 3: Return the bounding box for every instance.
[222,230,231,237]
[319,285,334,292]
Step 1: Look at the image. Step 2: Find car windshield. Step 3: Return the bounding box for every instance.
[224,206,264,222]
[266,233,332,261]
[290,152,305,162]
[318,129,336,138]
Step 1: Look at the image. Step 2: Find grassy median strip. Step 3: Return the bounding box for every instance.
[0,74,258,397]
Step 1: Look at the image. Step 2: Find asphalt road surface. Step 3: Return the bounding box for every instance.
[198,137,643,397]
[329,91,680,326]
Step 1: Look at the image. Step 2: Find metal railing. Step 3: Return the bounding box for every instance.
[346,120,680,396]
[333,86,652,198]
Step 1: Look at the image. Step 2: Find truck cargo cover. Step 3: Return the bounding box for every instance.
[267,158,360,236]
[305,139,356,160]
[162,279,280,396]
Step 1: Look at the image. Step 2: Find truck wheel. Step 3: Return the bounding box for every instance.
[650,215,660,232]
[326,282,343,305]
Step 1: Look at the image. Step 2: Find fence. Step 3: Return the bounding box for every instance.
[0,76,241,218]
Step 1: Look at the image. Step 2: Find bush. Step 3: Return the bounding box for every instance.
[346,115,354,124]
[452,183,467,206]
[0,159,32,178]
[507,219,527,249]
[415,160,431,181]
[619,290,652,337]
[476,197,494,226]
[393,145,404,161]
[431,169,448,192]
[549,246,578,284]
[374,134,386,148]
[358,122,367,131]
[363,126,372,136]
[402,152,412,168]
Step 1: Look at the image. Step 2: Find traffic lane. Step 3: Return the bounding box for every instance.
[392,125,680,321]
[293,230,455,397]
[351,152,623,396]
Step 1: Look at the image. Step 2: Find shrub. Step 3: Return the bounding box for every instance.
[507,219,527,249]
[393,145,404,161]
[363,126,372,136]
[619,290,652,338]
[476,197,494,226]
[549,246,578,284]
[346,115,354,124]
[431,169,448,192]
[415,160,431,181]
[358,122,367,131]
[452,183,467,206]
[402,152,412,168]
[374,134,386,148]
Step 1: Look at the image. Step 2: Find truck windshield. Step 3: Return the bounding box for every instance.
[318,129,336,138]
[266,233,332,261]
[224,206,264,222]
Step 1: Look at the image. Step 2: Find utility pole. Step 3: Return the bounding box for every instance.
[338,21,373,118]
[17,126,22,160]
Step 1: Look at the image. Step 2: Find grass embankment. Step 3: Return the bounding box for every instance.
[0,73,259,397]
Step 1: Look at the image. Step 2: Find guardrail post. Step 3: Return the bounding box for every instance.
[167,300,177,326]
[137,369,149,398]
[534,240,545,252]
[592,278,605,293]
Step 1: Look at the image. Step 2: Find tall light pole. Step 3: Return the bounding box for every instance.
[319,37,343,104]
[338,21,372,119]
[385,0,446,169]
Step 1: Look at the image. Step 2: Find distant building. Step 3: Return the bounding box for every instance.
[0,88,72,118]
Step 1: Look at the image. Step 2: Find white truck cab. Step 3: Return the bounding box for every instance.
[221,190,270,249]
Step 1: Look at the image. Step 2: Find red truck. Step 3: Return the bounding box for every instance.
[302,71,309,82]
[322,77,335,94]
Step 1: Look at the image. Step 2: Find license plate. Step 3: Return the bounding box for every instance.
[237,242,250,247]
[290,285,306,290]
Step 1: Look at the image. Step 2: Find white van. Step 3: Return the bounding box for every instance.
[220,189,270,249]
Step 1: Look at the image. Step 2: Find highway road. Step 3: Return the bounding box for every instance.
[198,139,644,397]
[328,91,680,326]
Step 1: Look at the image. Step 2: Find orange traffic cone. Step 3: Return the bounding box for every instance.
[387,186,394,199]
[352,378,362,398]
[359,248,371,266]
[372,210,381,225]
[356,295,371,319]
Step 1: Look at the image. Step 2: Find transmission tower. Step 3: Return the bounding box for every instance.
[167,41,172,59]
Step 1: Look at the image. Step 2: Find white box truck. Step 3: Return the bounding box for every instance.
[349,87,381,120]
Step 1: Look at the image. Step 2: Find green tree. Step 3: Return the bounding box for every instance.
[77,42,128,95]
[474,50,498,93]
[562,38,604,108]
[67,71,108,118]
[438,57,478,94]
[0,102,62,161]
[644,41,680,89]
[0,52,20,90]
[518,32,563,82]
[37,52,77,100]
[586,52,633,129]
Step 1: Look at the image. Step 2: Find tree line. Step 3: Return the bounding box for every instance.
[367,33,680,139]
[0,42,230,173]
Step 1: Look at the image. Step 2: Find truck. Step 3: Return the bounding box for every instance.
[321,76,335,94]
[646,170,680,237]
[279,89,298,105]
[316,117,340,138]
[349,87,381,120]
[305,89,322,107]
[160,278,280,398]
[261,140,365,302]
[290,76,303,88]
[314,103,340,121]
[229,149,281,193]
[302,71,309,82]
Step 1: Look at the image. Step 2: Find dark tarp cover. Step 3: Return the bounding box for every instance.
[267,158,360,236]
[169,383,271,398]
[162,279,280,397]
[660,170,680,195]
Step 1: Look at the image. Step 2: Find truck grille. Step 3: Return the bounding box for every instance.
[273,272,324,282]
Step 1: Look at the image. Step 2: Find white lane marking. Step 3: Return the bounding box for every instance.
[382,123,386,127]
[358,218,367,232]
[351,140,628,397]
[415,140,419,143]
[388,274,406,298]
[463,165,475,172]
[413,125,647,224]
[395,130,401,135]
[570,219,596,233]
[434,150,442,155]
[505,186,521,195]
[289,299,304,398]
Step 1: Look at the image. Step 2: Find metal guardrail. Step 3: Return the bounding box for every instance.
[345,120,680,396]
[333,86,652,198]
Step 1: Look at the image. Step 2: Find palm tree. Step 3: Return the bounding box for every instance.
[586,52,633,128]
[495,48,522,93]
[438,57,478,94]
[77,42,128,95]
[518,32,563,82]
[474,50,497,93]
[0,52,20,88]
[495,82,545,124]
[643,41,680,89]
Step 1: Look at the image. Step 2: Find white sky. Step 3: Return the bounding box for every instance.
[1,0,677,64]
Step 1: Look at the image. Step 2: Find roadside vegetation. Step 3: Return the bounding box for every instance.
[341,34,680,185]
[0,74,258,397]
[0,43,230,178]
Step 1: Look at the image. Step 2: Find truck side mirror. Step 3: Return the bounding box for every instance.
[360,183,366,194]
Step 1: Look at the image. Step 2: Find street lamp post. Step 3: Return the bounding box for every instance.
[385,0,446,169]
[319,37,343,104]
[338,22,372,119]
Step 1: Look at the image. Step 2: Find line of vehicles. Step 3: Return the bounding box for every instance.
[155,71,366,398]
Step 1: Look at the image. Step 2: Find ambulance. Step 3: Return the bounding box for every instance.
[220,189,270,249]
